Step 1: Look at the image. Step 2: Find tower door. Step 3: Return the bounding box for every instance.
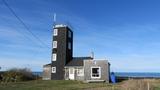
[69,68,75,80]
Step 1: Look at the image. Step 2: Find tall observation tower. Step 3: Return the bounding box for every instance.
[51,24,73,80]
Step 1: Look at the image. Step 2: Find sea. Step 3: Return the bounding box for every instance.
[33,72,160,78]
[114,72,160,78]
[32,72,42,77]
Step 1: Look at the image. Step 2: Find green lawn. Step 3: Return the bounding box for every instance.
[0,79,160,90]
[0,80,119,90]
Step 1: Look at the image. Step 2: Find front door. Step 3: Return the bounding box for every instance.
[69,68,75,80]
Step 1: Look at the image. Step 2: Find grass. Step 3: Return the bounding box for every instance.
[0,80,118,90]
[0,79,160,90]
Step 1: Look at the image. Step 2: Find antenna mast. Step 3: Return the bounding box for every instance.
[54,13,56,23]
[91,51,94,59]
[53,13,56,28]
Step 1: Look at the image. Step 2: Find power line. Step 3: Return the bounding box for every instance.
[2,0,50,48]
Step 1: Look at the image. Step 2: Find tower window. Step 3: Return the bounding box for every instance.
[54,29,58,36]
[53,41,57,48]
[52,67,56,73]
[68,42,71,49]
[68,31,71,38]
[52,53,57,61]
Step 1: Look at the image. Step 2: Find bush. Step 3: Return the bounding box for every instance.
[1,68,37,82]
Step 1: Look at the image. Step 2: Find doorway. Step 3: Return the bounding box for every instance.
[69,68,75,80]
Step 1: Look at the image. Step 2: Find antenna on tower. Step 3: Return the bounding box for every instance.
[53,13,56,28]
[54,13,56,23]
[53,13,57,25]
[91,51,94,59]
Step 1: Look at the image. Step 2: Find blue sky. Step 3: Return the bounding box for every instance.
[1,0,160,72]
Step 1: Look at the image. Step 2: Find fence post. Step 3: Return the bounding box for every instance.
[147,82,150,90]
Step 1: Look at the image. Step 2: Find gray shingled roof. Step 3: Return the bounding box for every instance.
[73,57,93,60]
[43,63,51,67]
[66,57,93,66]
[65,60,84,66]
[44,57,93,67]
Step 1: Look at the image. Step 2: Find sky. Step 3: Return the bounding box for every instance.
[1,0,160,72]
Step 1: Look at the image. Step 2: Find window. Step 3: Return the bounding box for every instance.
[52,53,57,61]
[68,42,71,49]
[54,29,58,36]
[77,68,84,76]
[52,67,56,73]
[68,31,71,38]
[53,41,57,48]
[91,67,101,78]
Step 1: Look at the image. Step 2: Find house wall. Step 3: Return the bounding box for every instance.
[42,65,51,80]
[84,60,110,82]
[64,66,84,81]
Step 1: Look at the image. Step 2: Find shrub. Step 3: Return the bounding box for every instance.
[1,68,37,82]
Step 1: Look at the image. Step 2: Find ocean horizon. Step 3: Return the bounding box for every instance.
[32,72,160,78]
[115,72,160,78]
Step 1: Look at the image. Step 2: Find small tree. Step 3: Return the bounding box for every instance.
[1,68,37,83]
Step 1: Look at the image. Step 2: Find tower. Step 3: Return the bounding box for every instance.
[51,24,73,80]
